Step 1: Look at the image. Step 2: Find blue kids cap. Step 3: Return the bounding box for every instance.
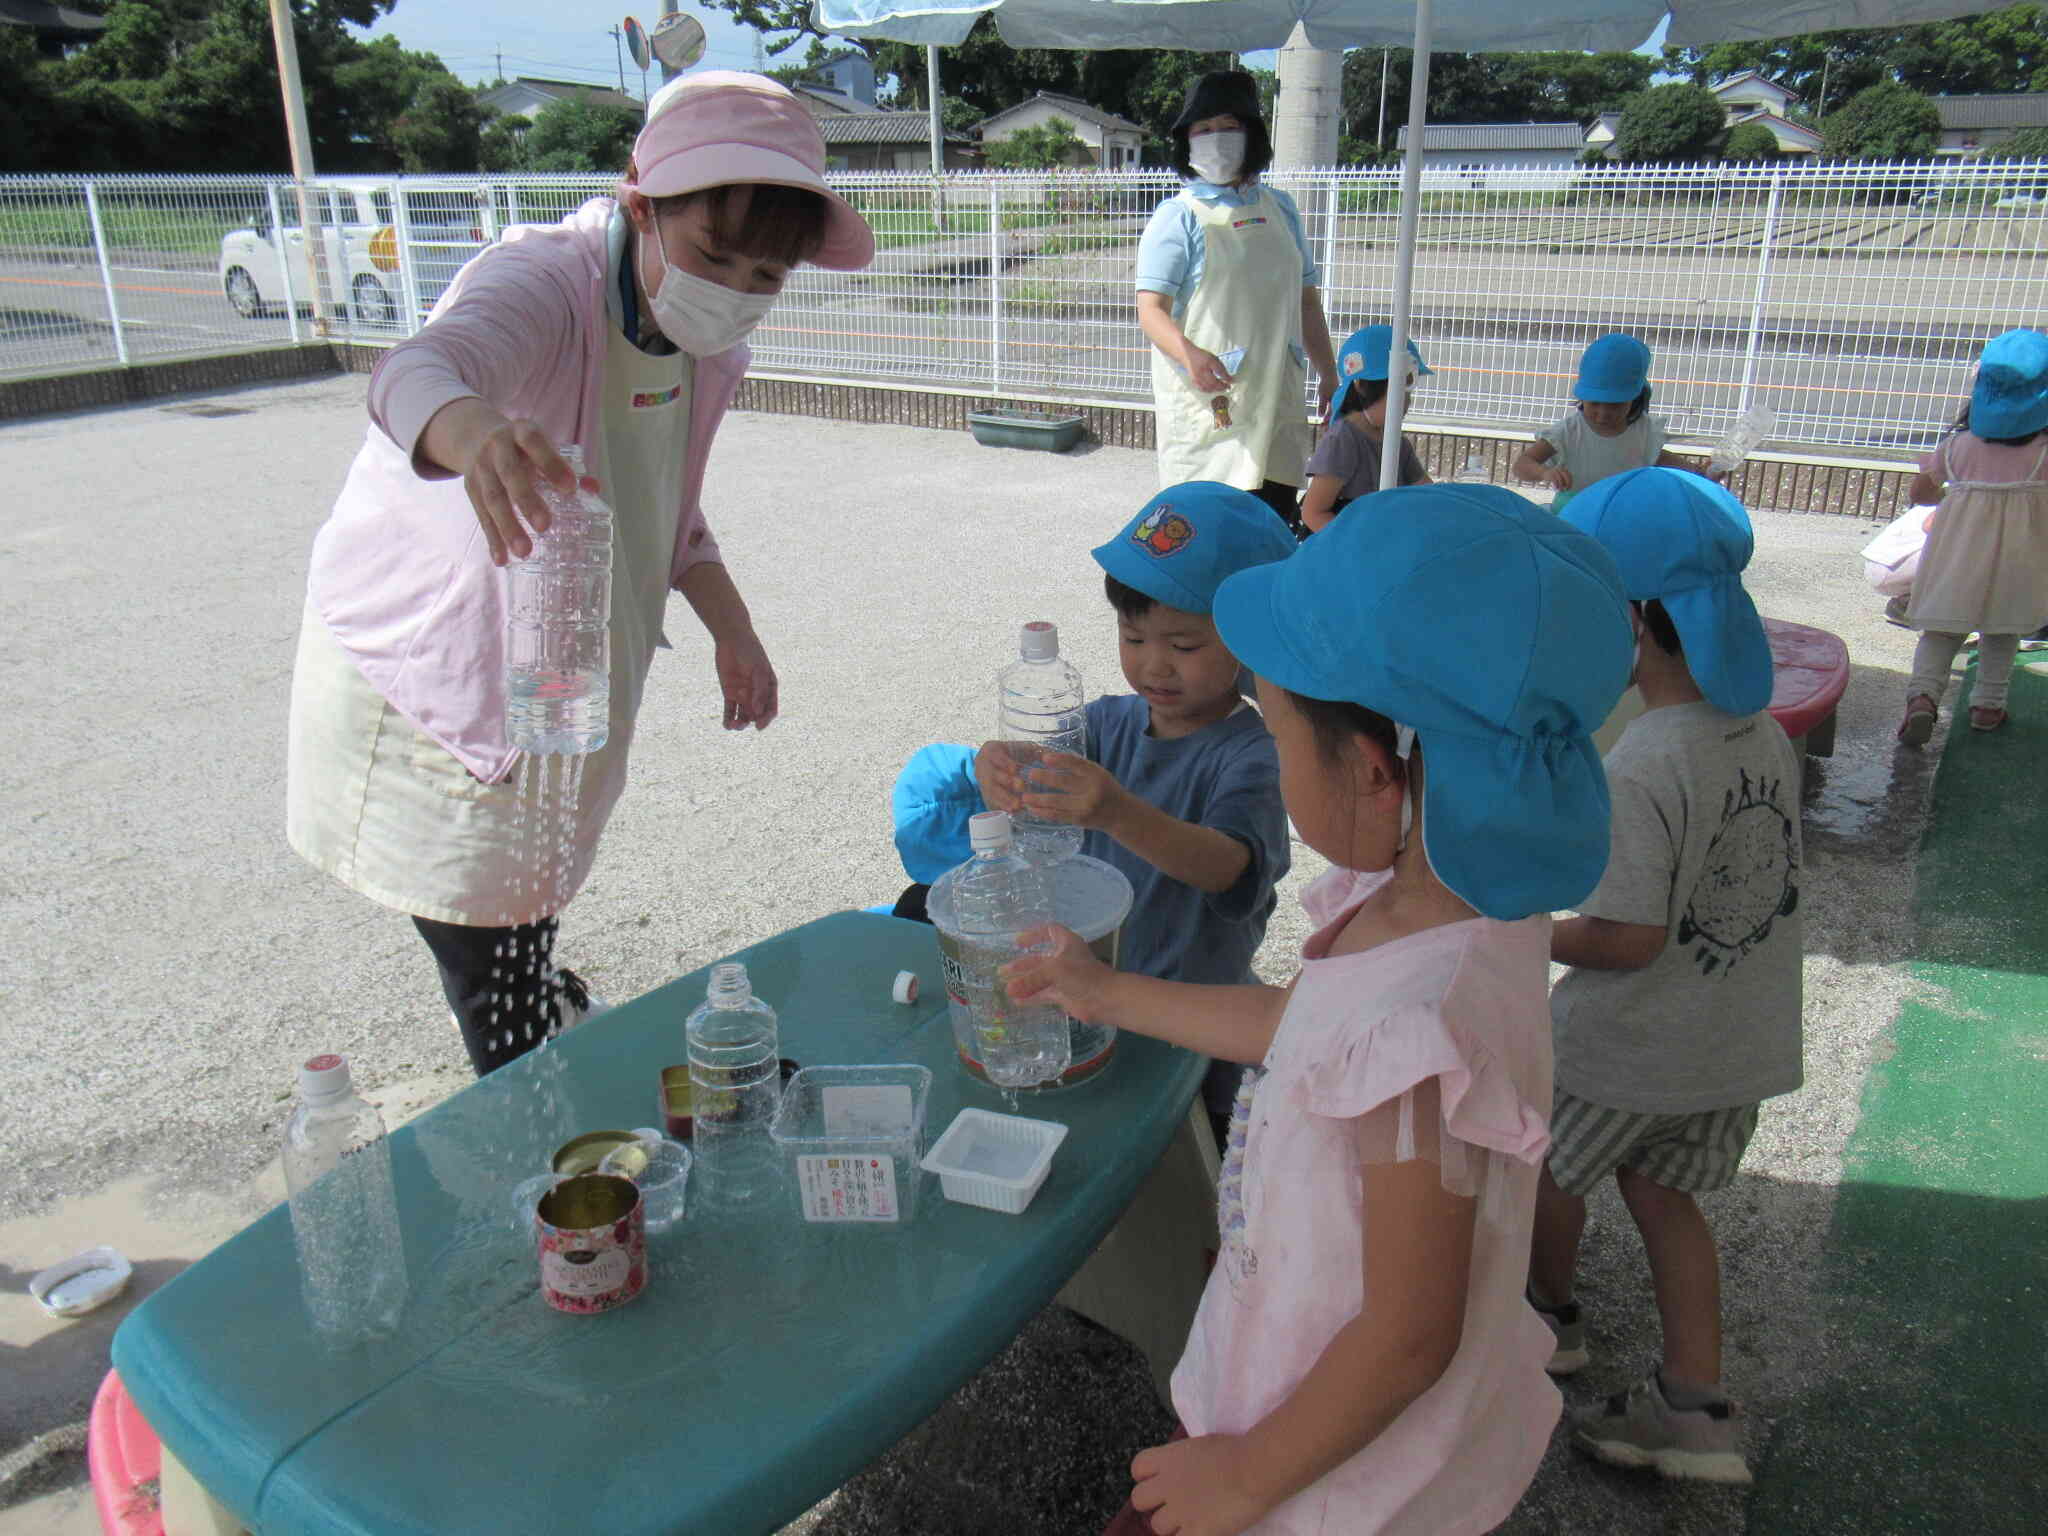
[1575,333,1652,404]
[1970,328,2048,440]
[1212,484,1634,921]
[891,743,982,884]
[1092,482,1298,615]
[1327,324,1434,425]
[1557,467,1775,718]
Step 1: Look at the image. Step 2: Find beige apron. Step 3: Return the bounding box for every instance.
[1907,437,2048,635]
[286,329,692,926]
[1151,187,1310,491]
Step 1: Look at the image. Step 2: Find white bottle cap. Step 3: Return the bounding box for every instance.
[892,971,919,1005]
[297,1053,352,1101]
[969,810,1014,852]
[1018,621,1058,661]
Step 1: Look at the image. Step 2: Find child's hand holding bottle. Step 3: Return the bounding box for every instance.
[973,741,1028,814]
[1002,925,1113,1021]
[1016,754,1130,833]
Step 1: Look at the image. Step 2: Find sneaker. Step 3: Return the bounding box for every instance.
[554,968,610,1030]
[1969,705,2009,732]
[1528,1289,1588,1376]
[1883,594,1911,627]
[1573,1372,1752,1485]
[1898,694,1938,747]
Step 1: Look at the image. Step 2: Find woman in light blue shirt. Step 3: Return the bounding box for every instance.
[1135,71,1337,535]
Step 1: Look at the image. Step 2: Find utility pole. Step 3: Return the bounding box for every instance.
[609,26,628,95]
[265,0,327,337]
[1817,50,1832,121]
[496,47,503,82]
[926,44,943,174]
[1377,48,1390,155]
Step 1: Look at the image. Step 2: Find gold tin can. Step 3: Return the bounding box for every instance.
[551,1130,648,1179]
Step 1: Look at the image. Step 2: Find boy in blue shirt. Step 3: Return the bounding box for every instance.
[977,481,1295,1127]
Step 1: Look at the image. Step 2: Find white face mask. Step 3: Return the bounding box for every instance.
[645,223,777,356]
[1188,130,1247,185]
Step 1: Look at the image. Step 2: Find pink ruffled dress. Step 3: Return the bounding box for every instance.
[1173,866,1562,1535]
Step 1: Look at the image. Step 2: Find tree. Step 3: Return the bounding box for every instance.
[1613,83,1729,162]
[1723,122,1782,161]
[521,96,641,173]
[477,111,533,173]
[1338,48,1653,162]
[393,77,484,172]
[1995,125,2048,158]
[1822,82,1940,159]
[984,116,1087,169]
[1664,5,2048,106]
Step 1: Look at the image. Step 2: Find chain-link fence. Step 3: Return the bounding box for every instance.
[8,161,2048,453]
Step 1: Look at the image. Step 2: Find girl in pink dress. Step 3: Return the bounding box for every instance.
[1011,484,1635,1536]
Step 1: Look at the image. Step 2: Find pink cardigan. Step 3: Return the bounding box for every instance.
[306,198,746,782]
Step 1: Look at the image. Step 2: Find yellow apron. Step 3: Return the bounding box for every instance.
[1151,187,1310,492]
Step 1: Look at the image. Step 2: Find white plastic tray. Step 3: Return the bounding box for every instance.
[920,1108,1068,1215]
[29,1245,132,1318]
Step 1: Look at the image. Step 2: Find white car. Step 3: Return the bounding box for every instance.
[218,182,404,325]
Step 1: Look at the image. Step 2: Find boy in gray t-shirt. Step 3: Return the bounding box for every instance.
[975,482,1295,1126]
[1531,469,1804,1487]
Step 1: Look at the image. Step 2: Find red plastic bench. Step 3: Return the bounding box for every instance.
[1765,617,1850,757]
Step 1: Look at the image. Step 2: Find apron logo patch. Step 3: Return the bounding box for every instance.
[632,384,683,409]
[1231,216,1269,229]
[1131,506,1195,558]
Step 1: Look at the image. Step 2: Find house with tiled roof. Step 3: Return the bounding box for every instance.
[1396,122,1586,186]
[478,77,642,121]
[978,92,1146,168]
[816,111,978,170]
[1934,93,2048,155]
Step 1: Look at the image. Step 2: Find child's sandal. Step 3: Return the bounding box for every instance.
[1898,695,1939,746]
[1969,706,2008,732]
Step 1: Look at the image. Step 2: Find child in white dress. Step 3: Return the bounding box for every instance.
[1011,485,1636,1536]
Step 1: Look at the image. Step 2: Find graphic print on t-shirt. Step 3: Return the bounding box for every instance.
[1676,764,1799,976]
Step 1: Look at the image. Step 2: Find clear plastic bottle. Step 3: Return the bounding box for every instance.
[1708,403,1776,475]
[997,621,1087,866]
[949,812,1072,1090]
[684,963,782,1203]
[505,443,613,756]
[283,1054,408,1342]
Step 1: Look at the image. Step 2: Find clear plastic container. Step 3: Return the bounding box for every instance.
[921,1108,1069,1215]
[928,851,1133,1087]
[603,1133,693,1233]
[1708,403,1776,474]
[283,1054,408,1341]
[938,813,1071,1090]
[505,443,613,756]
[684,963,783,1206]
[1455,452,1490,484]
[770,1065,932,1225]
[997,621,1087,866]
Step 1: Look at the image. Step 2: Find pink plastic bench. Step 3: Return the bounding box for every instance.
[89,1369,166,1536]
[1765,617,1850,757]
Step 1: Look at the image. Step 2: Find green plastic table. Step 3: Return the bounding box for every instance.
[111,911,1206,1535]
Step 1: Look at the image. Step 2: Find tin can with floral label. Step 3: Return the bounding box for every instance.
[535,1173,646,1314]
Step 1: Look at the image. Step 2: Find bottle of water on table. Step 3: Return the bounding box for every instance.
[998,621,1086,866]
[685,963,782,1204]
[284,1054,408,1341]
[505,443,613,756]
[951,812,1072,1090]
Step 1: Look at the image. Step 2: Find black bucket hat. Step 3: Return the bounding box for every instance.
[1172,71,1264,135]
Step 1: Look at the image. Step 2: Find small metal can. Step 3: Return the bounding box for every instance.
[552,1130,647,1179]
[535,1173,646,1314]
[658,1066,694,1140]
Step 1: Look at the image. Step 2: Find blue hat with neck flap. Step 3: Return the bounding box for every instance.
[1212,484,1634,920]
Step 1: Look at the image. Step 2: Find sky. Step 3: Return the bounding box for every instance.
[357,3,1668,103]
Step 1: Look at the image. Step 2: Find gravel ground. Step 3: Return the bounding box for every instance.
[2,377,1942,1531]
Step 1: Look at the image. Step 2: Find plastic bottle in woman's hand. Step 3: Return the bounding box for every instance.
[505,444,613,756]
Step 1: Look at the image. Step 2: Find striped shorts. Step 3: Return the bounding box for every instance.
[1547,1090,1761,1198]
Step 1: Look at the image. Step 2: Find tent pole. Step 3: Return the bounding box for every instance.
[1380,0,1432,491]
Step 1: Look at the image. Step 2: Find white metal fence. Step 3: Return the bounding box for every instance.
[8,160,2048,453]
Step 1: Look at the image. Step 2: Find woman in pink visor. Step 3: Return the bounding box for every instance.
[286,73,875,1077]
